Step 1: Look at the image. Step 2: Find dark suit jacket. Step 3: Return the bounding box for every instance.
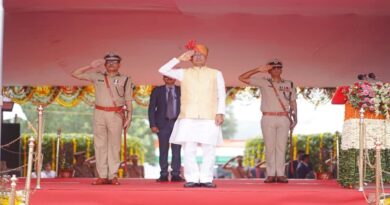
[148,85,181,129]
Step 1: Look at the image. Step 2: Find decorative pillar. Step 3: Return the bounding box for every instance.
[24,137,35,205]
[55,129,61,177]
[35,105,44,189]
[9,175,17,205]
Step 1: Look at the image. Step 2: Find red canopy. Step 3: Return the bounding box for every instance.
[3,0,390,86]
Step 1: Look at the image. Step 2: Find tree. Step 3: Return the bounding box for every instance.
[19,102,157,165]
[20,102,93,134]
[126,104,156,165]
[222,105,237,139]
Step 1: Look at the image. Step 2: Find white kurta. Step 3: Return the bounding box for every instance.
[159,58,226,146]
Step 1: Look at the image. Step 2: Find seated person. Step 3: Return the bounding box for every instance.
[216,164,232,179]
[325,156,337,178]
[84,156,99,177]
[32,162,56,178]
[121,155,144,178]
[251,159,266,178]
[296,154,314,179]
[73,151,95,178]
[223,156,251,179]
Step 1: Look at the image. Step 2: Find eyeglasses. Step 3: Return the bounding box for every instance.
[272,66,283,69]
[106,61,120,65]
[163,76,174,80]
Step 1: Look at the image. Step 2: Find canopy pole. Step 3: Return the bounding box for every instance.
[0,0,5,161]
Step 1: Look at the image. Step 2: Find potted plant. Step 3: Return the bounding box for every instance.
[314,148,333,180]
[58,142,74,178]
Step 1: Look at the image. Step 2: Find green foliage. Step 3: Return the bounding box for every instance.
[222,106,237,139]
[244,133,337,172]
[126,103,156,165]
[244,133,390,187]
[243,138,264,166]
[18,96,239,165]
[19,102,157,165]
[338,149,390,188]
[20,102,93,133]
[21,134,146,174]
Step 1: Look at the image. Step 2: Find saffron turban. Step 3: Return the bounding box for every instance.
[185,40,209,56]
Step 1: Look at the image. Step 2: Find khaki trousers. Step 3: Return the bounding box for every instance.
[93,109,123,179]
[261,115,290,177]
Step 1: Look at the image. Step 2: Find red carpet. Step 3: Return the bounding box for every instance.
[22,178,370,205]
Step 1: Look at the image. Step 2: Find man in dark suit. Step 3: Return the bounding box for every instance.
[288,150,305,178]
[148,75,184,182]
[296,154,314,179]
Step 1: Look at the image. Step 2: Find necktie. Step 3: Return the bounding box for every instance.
[166,88,175,119]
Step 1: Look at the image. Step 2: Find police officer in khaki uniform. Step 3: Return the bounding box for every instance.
[72,53,133,185]
[239,60,297,183]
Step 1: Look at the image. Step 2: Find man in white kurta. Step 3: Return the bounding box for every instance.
[158,43,226,188]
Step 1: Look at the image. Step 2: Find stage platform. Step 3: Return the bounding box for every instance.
[21,178,374,205]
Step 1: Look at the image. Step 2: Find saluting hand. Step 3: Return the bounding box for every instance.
[90,59,105,69]
[215,114,225,126]
[178,50,195,62]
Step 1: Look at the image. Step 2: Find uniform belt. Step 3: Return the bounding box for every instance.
[262,112,289,116]
[95,105,123,112]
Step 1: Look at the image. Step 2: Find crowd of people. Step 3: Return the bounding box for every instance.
[215,153,319,180]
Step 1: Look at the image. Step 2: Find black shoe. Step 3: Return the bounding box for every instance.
[200,182,217,188]
[264,176,276,183]
[276,176,289,183]
[171,176,185,182]
[184,182,200,188]
[156,176,169,182]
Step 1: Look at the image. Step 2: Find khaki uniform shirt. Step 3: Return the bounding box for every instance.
[249,76,296,112]
[75,71,133,107]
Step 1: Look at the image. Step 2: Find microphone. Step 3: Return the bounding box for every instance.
[367,73,376,80]
[357,74,366,81]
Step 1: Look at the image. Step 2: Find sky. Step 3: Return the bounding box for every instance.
[231,95,345,139]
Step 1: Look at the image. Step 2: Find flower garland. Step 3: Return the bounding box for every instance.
[2,86,34,104]
[344,81,390,119]
[132,85,154,108]
[305,136,311,154]
[292,135,298,160]
[81,85,95,106]
[86,136,91,159]
[55,86,84,107]
[72,137,77,164]
[30,86,59,106]
[4,86,342,108]
[51,137,56,171]
[2,85,154,107]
